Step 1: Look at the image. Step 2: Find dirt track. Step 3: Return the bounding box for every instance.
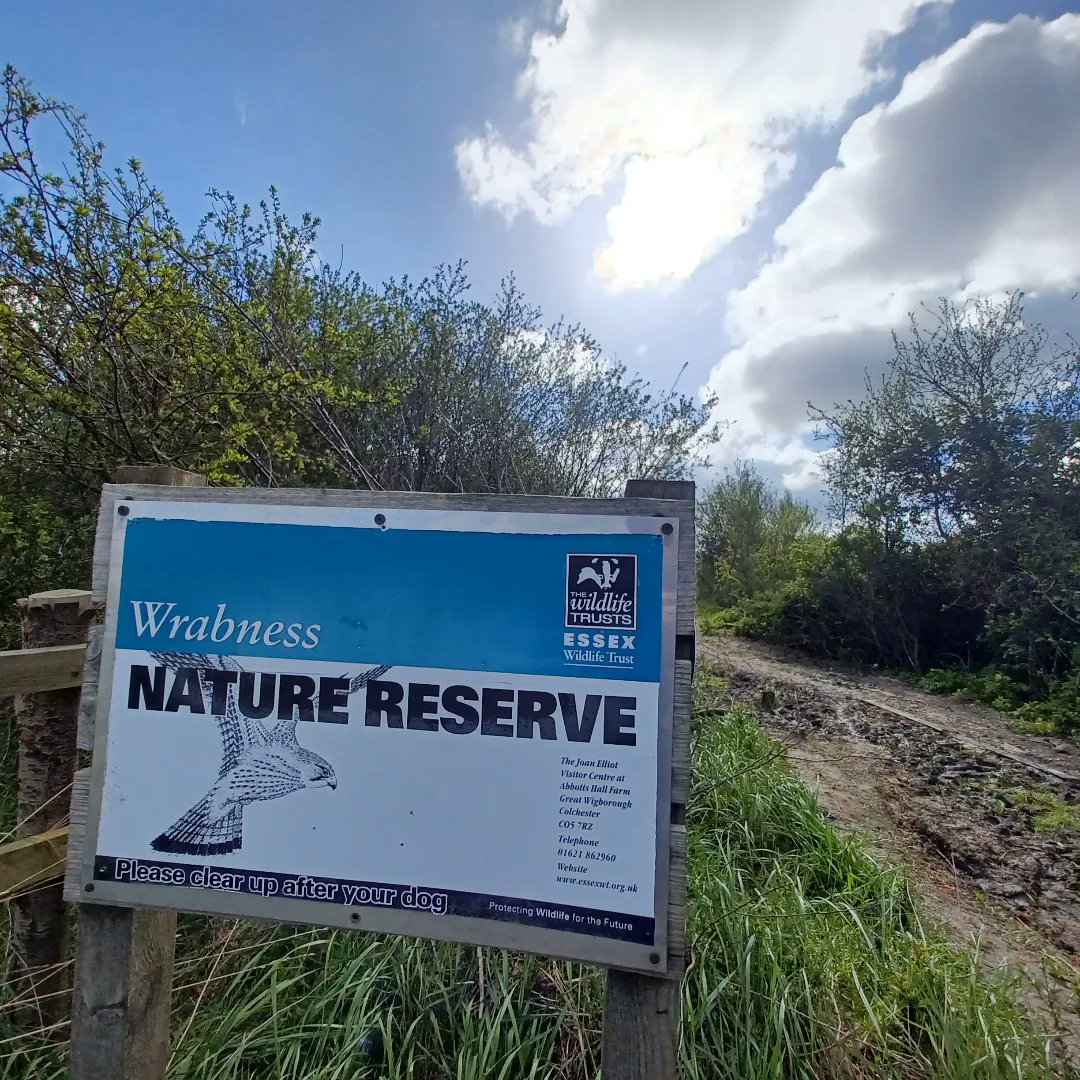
[700,635,1080,1048]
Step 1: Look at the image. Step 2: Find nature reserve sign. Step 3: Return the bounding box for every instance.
[76,490,682,972]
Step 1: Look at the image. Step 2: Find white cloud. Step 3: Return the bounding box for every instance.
[707,14,1080,478]
[457,0,945,290]
[500,17,531,54]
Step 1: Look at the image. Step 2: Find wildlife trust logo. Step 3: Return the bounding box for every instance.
[565,554,637,630]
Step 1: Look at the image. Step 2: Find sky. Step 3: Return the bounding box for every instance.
[4,0,1079,505]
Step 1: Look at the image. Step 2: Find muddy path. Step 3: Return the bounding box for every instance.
[699,634,1080,1050]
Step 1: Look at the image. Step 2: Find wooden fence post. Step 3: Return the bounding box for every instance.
[69,465,206,1080]
[602,479,695,1080]
[10,589,96,1028]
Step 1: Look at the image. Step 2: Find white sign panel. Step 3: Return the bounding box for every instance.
[79,497,677,971]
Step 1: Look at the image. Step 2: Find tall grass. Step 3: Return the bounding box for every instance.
[683,671,1064,1079]
[0,669,1072,1078]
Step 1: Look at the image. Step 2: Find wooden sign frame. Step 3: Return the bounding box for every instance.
[66,485,692,982]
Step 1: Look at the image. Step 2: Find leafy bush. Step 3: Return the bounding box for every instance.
[919,668,1031,711]
[914,666,1080,735]
[1013,677,1080,735]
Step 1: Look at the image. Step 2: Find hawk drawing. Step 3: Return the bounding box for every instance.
[147,652,389,856]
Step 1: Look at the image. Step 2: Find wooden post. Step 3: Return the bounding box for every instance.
[602,479,695,1080]
[112,465,207,487]
[11,589,96,1028]
[69,465,205,1080]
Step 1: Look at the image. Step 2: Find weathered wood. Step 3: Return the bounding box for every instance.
[0,826,69,896]
[665,661,692,980]
[623,478,695,639]
[71,468,199,1080]
[64,769,91,904]
[602,970,680,1080]
[11,589,96,1027]
[666,825,687,973]
[602,480,694,1080]
[671,660,692,810]
[99,483,683,512]
[622,481,694,977]
[76,627,103,752]
[0,643,87,695]
[70,907,176,1080]
[112,465,207,487]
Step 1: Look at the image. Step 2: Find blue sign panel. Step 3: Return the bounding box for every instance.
[81,497,677,972]
[113,516,665,681]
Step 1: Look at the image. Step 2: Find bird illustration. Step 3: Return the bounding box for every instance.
[147,652,389,857]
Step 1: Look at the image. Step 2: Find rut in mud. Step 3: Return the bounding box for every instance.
[700,634,1080,1047]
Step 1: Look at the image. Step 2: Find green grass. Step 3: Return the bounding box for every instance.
[0,670,1073,1078]
[1000,788,1080,834]
[684,671,1069,1079]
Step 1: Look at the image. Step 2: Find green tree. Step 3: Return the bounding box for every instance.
[0,69,377,493]
[814,294,1080,548]
[810,293,1080,687]
[0,67,716,643]
[697,462,819,608]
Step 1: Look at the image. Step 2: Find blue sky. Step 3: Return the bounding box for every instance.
[4,0,1079,498]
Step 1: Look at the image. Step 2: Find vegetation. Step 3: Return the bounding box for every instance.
[0,65,1074,1078]
[696,460,828,640]
[997,787,1080,835]
[0,66,714,646]
[913,668,1080,735]
[698,294,1080,734]
[1,669,1068,1078]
